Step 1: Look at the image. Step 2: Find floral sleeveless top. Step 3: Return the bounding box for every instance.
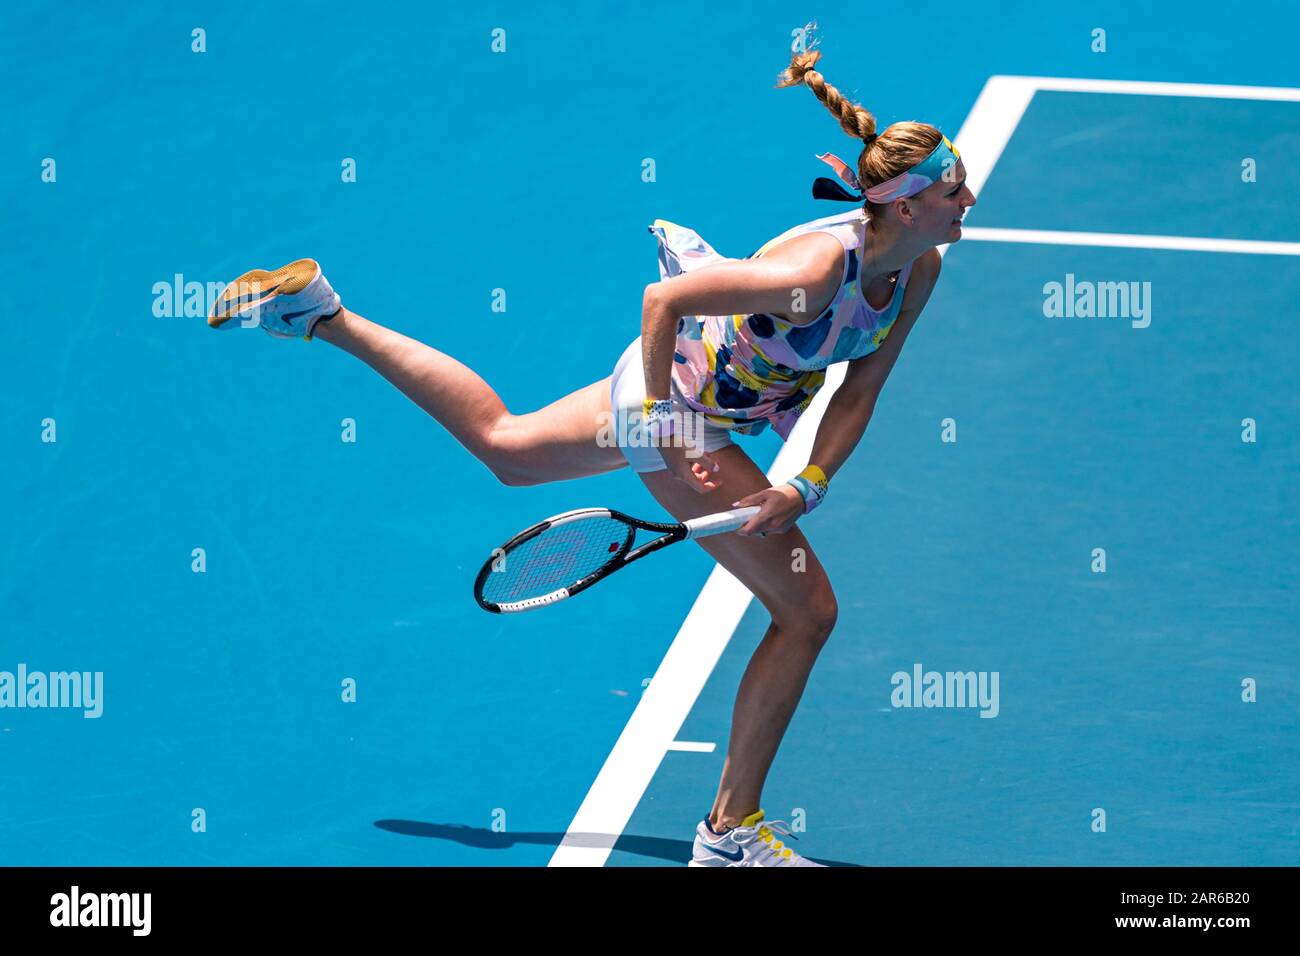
[650,208,915,439]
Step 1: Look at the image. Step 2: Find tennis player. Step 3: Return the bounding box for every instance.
[209,39,973,867]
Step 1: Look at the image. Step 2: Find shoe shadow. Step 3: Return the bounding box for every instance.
[373,820,861,866]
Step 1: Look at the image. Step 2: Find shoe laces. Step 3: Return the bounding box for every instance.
[731,818,801,862]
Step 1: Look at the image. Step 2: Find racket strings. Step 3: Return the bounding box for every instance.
[481,515,631,603]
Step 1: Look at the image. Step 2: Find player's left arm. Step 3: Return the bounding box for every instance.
[809,247,942,481]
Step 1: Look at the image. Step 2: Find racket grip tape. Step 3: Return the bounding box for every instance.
[683,506,762,540]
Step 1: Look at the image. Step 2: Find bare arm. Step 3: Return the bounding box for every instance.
[639,233,845,402]
[809,247,942,481]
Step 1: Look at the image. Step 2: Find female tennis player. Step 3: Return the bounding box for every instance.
[209,40,973,867]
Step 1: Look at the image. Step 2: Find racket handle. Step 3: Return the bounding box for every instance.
[682,505,762,540]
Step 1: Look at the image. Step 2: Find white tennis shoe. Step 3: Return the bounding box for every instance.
[689,809,825,867]
[208,257,341,340]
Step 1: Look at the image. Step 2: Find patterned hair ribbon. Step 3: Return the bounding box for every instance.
[812,151,863,202]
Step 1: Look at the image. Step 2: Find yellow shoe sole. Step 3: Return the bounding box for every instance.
[208,258,320,329]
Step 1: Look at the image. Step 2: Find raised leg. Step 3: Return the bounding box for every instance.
[313,308,628,485]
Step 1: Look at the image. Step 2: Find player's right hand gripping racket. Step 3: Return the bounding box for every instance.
[473,505,762,613]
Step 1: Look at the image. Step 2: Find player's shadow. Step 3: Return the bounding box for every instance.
[373,820,860,866]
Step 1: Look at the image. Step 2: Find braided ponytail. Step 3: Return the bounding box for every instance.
[777,32,944,209]
[775,49,877,141]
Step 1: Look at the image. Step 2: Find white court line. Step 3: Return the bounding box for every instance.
[960,227,1300,257]
[666,741,717,753]
[1008,74,1300,102]
[548,73,1300,867]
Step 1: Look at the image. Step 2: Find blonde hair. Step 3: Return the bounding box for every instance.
[776,46,943,215]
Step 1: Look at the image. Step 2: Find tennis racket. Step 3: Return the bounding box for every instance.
[473,505,762,614]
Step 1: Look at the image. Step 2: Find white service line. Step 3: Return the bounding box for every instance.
[548,72,1300,868]
[959,227,1300,257]
[667,741,717,753]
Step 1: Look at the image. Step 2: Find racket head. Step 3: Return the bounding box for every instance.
[474,508,638,613]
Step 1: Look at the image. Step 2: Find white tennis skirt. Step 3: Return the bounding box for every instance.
[609,335,737,473]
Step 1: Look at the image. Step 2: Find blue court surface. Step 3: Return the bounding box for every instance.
[2,2,1297,867]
